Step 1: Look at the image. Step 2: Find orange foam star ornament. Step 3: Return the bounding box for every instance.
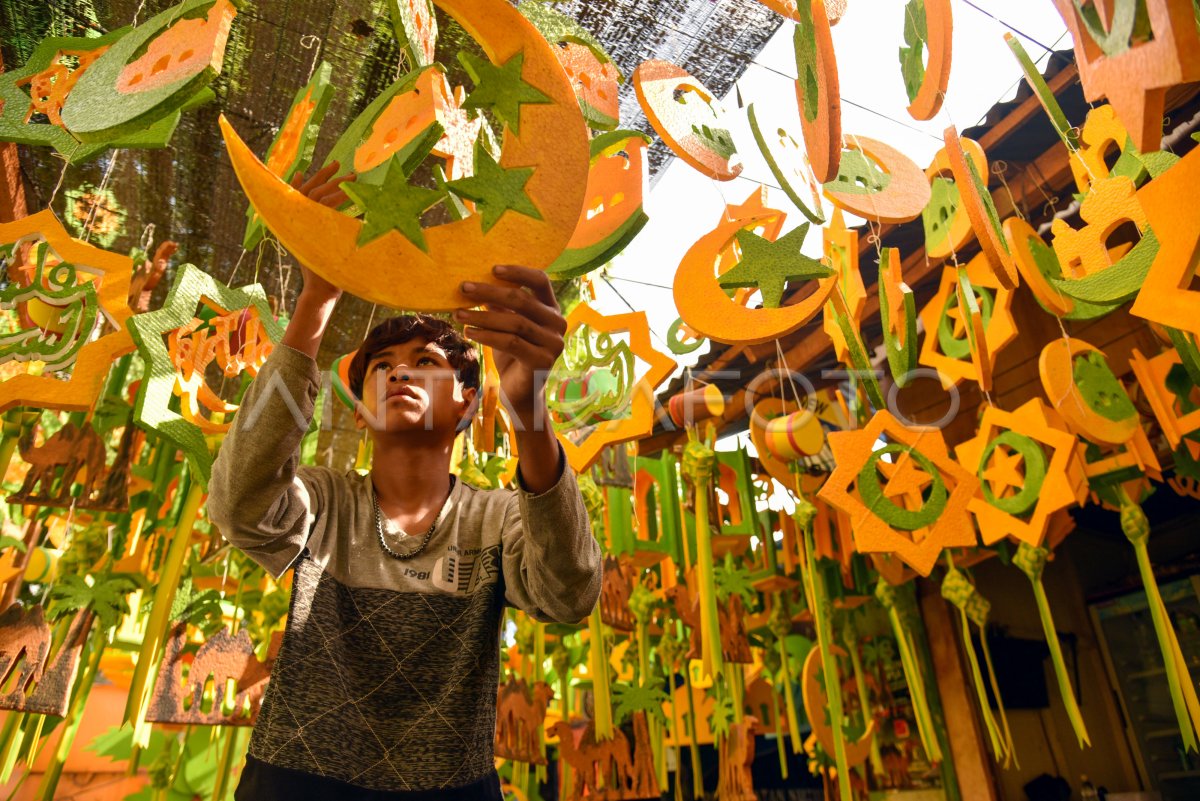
[954,399,1089,547]
[918,252,1016,390]
[1129,346,1200,450]
[551,304,675,473]
[820,208,864,362]
[1130,142,1200,338]
[0,211,134,414]
[1051,0,1200,153]
[818,410,978,577]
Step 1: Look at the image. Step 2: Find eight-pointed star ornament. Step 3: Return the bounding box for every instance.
[818,410,979,577]
[955,399,1089,547]
[126,264,282,488]
[717,223,831,309]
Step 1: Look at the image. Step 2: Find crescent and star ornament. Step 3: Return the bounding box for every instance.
[222,0,588,312]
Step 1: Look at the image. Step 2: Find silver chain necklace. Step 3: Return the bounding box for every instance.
[372,479,453,560]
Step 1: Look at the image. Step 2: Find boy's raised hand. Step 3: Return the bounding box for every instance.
[289,162,356,305]
[455,265,567,431]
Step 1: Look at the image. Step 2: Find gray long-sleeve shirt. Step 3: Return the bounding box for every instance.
[207,342,601,793]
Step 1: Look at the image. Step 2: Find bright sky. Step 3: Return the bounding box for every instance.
[590,0,1071,370]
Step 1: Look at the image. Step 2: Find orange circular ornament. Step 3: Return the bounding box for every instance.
[673,216,834,345]
[632,60,742,181]
[924,135,986,261]
[1039,338,1139,446]
[824,134,931,224]
[906,0,952,121]
[221,0,588,312]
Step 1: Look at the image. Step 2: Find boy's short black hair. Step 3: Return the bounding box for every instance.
[347,314,480,399]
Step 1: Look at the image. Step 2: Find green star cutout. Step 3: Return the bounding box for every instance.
[718,224,832,308]
[457,49,551,136]
[341,157,446,250]
[126,264,283,489]
[446,141,542,233]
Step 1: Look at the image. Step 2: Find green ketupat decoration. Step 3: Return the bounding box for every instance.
[875,578,942,762]
[1013,543,1091,747]
[681,428,724,683]
[1119,489,1200,751]
[940,561,1016,768]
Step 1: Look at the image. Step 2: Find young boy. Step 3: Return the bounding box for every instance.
[207,166,602,800]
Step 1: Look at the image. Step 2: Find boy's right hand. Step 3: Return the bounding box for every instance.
[289,161,356,305]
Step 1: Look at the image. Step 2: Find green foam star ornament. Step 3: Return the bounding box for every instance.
[717,223,832,309]
[341,157,446,250]
[458,49,551,137]
[447,140,541,233]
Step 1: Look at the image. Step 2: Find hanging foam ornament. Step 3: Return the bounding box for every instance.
[546,130,650,279]
[942,126,1018,289]
[747,103,826,224]
[917,252,1016,391]
[898,0,951,121]
[793,0,842,182]
[632,60,741,180]
[1049,175,1159,306]
[1038,338,1139,447]
[1051,0,1200,153]
[126,263,282,488]
[819,208,863,362]
[819,410,978,576]
[388,0,437,68]
[242,61,334,251]
[1129,343,1200,453]
[223,0,588,312]
[62,0,236,143]
[1130,141,1200,339]
[519,3,622,131]
[1066,104,1178,195]
[1002,216,1123,320]
[874,578,942,763]
[1012,543,1091,748]
[823,134,931,223]
[923,136,987,261]
[0,211,135,414]
[877,247,918,387]
[673,214,833,345]
[667,384,725,429]
[954,398,1088,547]
[547,304,675,473]
[666,317,705,356]
[1119,491,1200,751]
[939,562,1016,768]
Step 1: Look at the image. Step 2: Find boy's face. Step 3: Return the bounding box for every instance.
[354,338,476,435]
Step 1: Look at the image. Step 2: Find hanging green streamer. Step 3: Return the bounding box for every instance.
[1120,493,1200,752]
[845,618,885,779]
[799,508,853,801]
[1013,543,1091,748]
[875,578,942,763]
[681,429,723,683]
[941,562,1016,768]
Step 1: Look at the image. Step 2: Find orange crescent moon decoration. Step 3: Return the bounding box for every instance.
[802,645,875,769]
[221,0,588,312]
[925,135,987,261]
[1002,216,1075,317]
[795,0,842,183]
[943,126,1017,288]
[673,216,835,345]
[907,0,952,121]
[1039,338,1138,446]
[632,60,742,181]
[824,134,931,224]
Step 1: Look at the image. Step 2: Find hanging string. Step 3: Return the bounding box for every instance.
[81,154,120,244]
[131,0,150,26]
[299,34,323,82]
[46,158,69,208]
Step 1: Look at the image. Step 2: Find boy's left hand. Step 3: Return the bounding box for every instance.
[455,265,566,431]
